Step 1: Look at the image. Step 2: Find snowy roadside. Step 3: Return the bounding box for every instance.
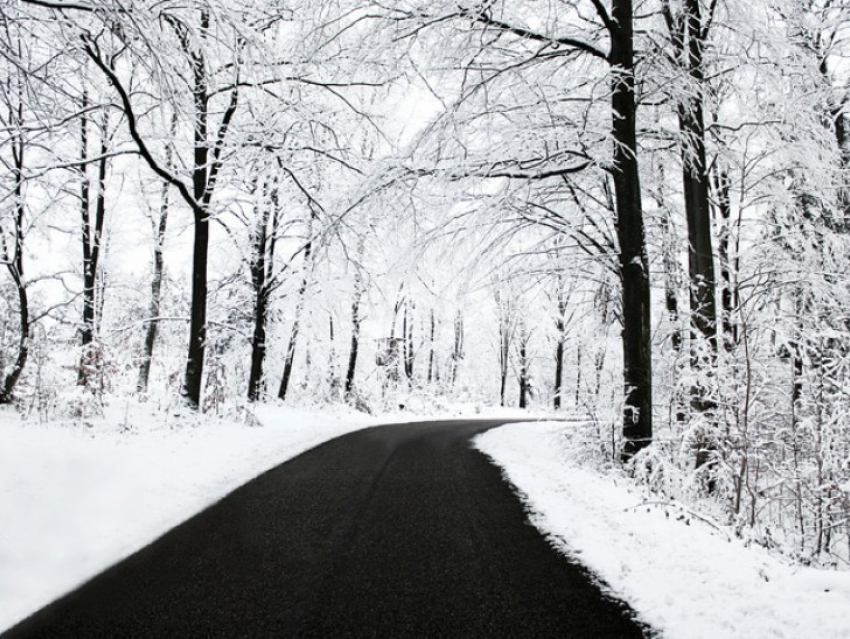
[475,421,850,639]
[0,402,375,632]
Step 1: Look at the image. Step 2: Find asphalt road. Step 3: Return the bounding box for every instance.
[4,419,650,638]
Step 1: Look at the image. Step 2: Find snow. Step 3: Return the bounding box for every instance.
[475,421,850,639]
[0,402,374,632]
[8,408,846,637]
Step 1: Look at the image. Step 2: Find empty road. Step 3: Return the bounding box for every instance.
[4,419,650,638]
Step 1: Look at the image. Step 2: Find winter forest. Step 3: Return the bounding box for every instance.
[2,0,850,580]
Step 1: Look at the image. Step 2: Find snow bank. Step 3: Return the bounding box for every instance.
[0,403,373,631]
[475,421,850,639]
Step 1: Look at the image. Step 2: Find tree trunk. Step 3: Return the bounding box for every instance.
[247,180,272,401]
[248,285,267,401]
[427,309,436,384]
[328,313,340,396]
[184,214,209,406]
[345,240,366,397]
[344,298,361,397]
[78,108,108,388]
[403,301,415,383]
[713,166,737,349]
[138,112,176,395]
[499,322,509,406]
[77,100,91,386]
[0,120,29,404]
[451,311,463,388]
[611,0,653,459]
[574,346,582,405]
[279,208,315,401]
[666,0,719,428]
[654,165,683,352]
[553,336,564,409]
[518,327,529,409]
[553,282,569,410]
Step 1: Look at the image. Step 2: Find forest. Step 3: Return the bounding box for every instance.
[1,0,849,569]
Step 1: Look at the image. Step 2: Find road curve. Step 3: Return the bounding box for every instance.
[4,419,650,638]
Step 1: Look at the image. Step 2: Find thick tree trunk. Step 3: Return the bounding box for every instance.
[611,0,653,459]
[184,215,209,406]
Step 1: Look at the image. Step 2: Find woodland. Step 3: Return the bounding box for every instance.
[1,0,849,567]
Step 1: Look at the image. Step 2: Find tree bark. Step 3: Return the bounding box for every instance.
[610,0,653,459]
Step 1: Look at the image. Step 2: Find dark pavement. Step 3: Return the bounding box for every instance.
[4,419,651,638]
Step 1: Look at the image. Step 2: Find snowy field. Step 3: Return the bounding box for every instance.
[476,421,850,639]
[0,402,376,631]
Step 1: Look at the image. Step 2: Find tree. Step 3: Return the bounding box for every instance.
[137,110,177,395]
[247,172,280,402]
[660,0,720,374]
[76,89,111,389]
[389,0,653,455]
[0,42,30,403]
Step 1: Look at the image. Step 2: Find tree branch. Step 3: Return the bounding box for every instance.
[81,35,202,217]
[460,7,608,61]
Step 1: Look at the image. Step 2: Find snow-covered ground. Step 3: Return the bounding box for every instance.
[476,421,850,639]
[0,400,546,632]
[10,407,843,638]
[0,402,376,631]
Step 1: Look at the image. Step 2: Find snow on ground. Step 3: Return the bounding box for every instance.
[0,402,375,632]
[475,421,850,639]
